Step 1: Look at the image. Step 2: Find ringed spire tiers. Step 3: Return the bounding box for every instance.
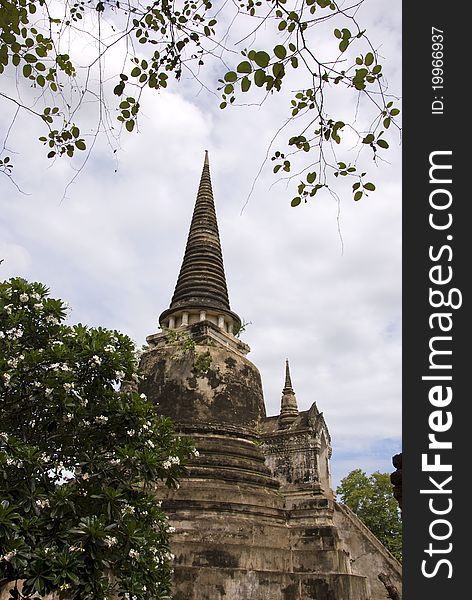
[159,151,241,335]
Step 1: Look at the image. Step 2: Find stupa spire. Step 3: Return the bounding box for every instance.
[279,359,299,429]
[283,359,294,393]
[159,152,241,334]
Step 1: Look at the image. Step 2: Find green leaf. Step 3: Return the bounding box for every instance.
[24,53,37,63]
[23,64,32,78]
[377,139,389,149]
[241,76,251,92]
[306,172,317,184]
[291,197,301,207]
[390,108,400,116]
[278,20,287,31]
[364,52,374,66]
[364,182,376,191]
[362,134,375,144]
[219,101,227,109]
[114,83,124,96]
[383,117,391,129]
[224,71,238,82]
[75,140,86,150]
[131,67,141,77]
[254,69,266,87]
[125,120,135,132]
[274,45,287,59]
[334,28,342,39]
[339,39,349,52]
[224,84,234,94]
[354,191,363,201]
[254,51,270,68]
[237,61,252,73]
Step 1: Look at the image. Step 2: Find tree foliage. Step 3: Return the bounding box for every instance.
[0,277,196,600]
[0,0,400,204]
[336,468,402,562]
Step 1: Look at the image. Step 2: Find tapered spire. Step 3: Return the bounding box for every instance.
[283,359,294,393]
[279,359,299,429]
[159,152,241,333]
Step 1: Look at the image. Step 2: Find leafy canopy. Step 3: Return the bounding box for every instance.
[0,0,400,205]
[336,468,402,562]
[0,277,196,600]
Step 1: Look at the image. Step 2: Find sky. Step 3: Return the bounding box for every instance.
[0,1,401,488]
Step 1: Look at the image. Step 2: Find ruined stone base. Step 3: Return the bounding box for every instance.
[172,567,370,600]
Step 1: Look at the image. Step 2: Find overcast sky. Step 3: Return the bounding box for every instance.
[0,1,401,488]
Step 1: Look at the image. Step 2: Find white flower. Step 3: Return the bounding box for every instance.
[146,440,155,449]
[115,370,125,380]
[126,429,135,437]
[104,536,117,547]
[45,315,59,325]
[36,498,50,509]
[121,505,135,515]
[0,331,4,339]
[45,388,53,397]
[32,292,41,301]
[61,364,71,371]
[168,526,176,533]
[2,550,17,562]
[95,415,108,424]
[64,413,73,422]
[192,449,200,457]
[140,393,147,400]
[81,473,90,480]
[3,373,11,383]
[104,344,115,352]
[91,355,102,366]
[110,458,121,466]
[34,303,42,310]
[19,293,29,302]
[59,583,70,591]
[128,549,140,559]
[63,383,74,391]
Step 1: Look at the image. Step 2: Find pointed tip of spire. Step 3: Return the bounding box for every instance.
[204,149,209,166]
[279,358,298,428]
[284,359,293,393]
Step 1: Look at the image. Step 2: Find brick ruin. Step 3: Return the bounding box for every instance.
[139,152,402,600]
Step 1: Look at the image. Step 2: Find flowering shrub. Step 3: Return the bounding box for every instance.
[0,278,195,599]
